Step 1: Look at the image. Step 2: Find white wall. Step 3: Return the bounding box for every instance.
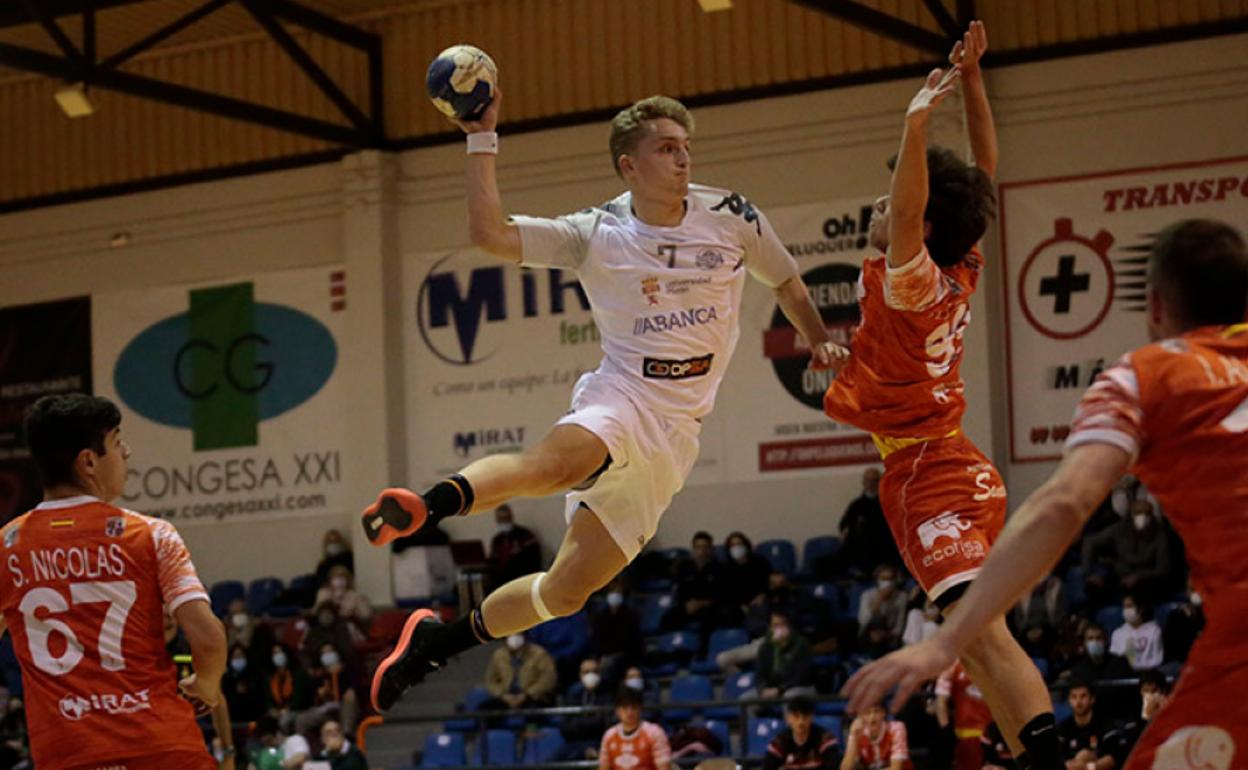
[2,32,1245,600]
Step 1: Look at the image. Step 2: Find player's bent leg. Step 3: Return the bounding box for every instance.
[479,503,628,635]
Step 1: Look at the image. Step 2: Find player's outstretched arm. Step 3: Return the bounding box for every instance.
[951,21,997,179]
[175,598,227,708]
[773,275,849,371]
[888,67,960,268]
[843,441,1128,713]
[456,90,523,264]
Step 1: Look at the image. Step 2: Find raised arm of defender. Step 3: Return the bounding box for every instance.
[954,21,997,179]
[457,91,524,264]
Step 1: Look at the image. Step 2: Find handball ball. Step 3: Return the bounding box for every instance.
[426,44,497,121]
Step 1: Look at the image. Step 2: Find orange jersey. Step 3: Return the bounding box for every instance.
[600,721,671,770]
[935,661,992,735]
[1067,324,1248,648]
[852,720,909,769]
[824,247,982,440]
[0,496,211,769]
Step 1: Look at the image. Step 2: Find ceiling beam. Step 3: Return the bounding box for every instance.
[0,0,142,30]
[99,0,231,69]
[787,0,950,55]
[265,0,376,51]
[956,0,976,27]
[17,0,83,60]
[920,0,961,38]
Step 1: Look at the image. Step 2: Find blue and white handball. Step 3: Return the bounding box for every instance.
[426,44,497,121]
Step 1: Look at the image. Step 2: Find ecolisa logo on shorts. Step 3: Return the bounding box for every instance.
[113,282,337,451]
[917,512,984,569]
[59,689,152,721]
[643,354,714,380]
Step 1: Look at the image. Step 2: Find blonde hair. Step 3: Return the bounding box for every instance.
[609,95,694,177]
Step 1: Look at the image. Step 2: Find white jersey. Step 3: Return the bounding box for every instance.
[512,184,799,419]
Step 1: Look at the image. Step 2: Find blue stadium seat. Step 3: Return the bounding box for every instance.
[660,547,691,562]
[1031,656,1051,681]
[800,536,842,578]
[1094,604,1125,634]
[1155,601,1182,629]
[1053,700,1073,725]
[708,672,755,721]
[667,674,714,722]
[814,699,845,716]
[843,582,870,621]
[521,728,565,766]
[692,627,749,674]
[422,732,466,768]
[640,594,675,635]
[444,686,492,732]
[287,573,319,605]
[526,611,590,662]
[746,717,784,756]
[1063,565,1088,609]
[704,719,732,756]
[814,715,842,742]
[644,630,698,677]
[757,539,798,576]
[809,582,840,612]
[247,577,283,617]
[483,729,518,766]
[209,580,245,617]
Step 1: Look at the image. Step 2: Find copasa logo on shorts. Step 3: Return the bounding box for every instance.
[643,354,714,380]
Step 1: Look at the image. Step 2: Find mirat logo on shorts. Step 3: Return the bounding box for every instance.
[643,354,714,380]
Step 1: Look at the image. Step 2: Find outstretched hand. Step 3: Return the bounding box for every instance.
[906,66,960,124]
[841,637,957,715]
[810,341,851,372]
[453,87,502,134]
[949,20,988,77]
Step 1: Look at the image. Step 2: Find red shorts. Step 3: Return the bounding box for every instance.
[879,434,1005,602]
[1123,644,1247,770]
[64,750,217,770]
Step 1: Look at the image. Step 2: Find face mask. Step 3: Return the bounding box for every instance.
[232,613,248,629]
[924,606,941,621]
[331,576,349,591]
[230,658,247,673]
[1124,607,1140,624]
[1133,514,1151,531]
[1190,591,1202,606]
[729,544,748,561]
[606,592,624,609]
[625,677,644,691]
[772,626,790,641]
[1085,640,1105,658]
[325,543,345,557]
[318,613,335,627]
[321,651,340,668]
[272,652,288,669]
[581,672,601,690]
[498,522,514,533]
[877,579,893,592]
[506,634,525,651]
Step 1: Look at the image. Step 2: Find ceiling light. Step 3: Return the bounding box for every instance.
[698,0,733,10]
[54,83,95,118]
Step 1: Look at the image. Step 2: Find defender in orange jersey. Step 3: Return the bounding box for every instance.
[824,23,1060,770]
[0,394,226,770]
[845,219,1248,770]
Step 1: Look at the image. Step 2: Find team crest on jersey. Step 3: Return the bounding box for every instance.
[641,276,661,305]
[2,526,18,549]
[695,249,724,270]
[105,516,126,538]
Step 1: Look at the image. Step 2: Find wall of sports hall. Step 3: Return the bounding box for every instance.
[1,31,1244,604]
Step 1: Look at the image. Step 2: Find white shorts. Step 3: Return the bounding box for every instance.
[555,371,701,561]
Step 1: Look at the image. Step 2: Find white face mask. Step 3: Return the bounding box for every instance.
[230,658,247,673]
[877,578,893,592]
[1123,606,1140,625]
[506,634,525,651]
[1133,514,1151,531]
[272,652,288,669]
[606,592,624,609]
[729,544,748,561]
[924,605,941,621]
[331,576,349,591]
[1190,591,1203,606]
[581,672,601,690]
[771,626,790,641]
[625,677,644,691]
[1085,640,1105,659]
[320,651,340,668]
[232,613,248,629]
[498,522,514,533]
[325,542,345,557]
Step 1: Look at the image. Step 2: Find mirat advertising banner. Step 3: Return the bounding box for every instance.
[1002,156,1248,462]
[93,267,348,524]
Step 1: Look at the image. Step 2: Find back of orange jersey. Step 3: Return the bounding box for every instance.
[0,497,209,768]
[1067,324,1248,646]
[824,248,981,439]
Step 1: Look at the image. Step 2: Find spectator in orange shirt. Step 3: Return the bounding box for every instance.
[599,687,671,770]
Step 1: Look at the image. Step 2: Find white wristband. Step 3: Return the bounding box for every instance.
[466,131,498,155]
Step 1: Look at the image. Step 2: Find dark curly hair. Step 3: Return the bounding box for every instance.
[888,146,996,267]
[22,393,121,488]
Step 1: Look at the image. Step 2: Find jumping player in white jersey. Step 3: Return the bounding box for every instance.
[362,92,847,711]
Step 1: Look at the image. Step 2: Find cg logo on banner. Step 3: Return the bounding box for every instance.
[114,282,336,451]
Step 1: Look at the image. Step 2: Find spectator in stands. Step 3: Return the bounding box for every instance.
[1013,573,1065,660]
[315,529,354,587]
[621,665,660,705]
[488,504,542,589]
[314,565,373,642]
[562,658,613,759]
[821,468,900,580]
[901,597,940,647]
[1082,499,1172,605]
[251,714,310,770]
[223,642,267,723]
[1111,594,1164,672]
[590,578,643,681]
[266,643,313,731]
[226,597,262,651]
[764,695,841,770]
[599,687,671,770]
[1057,682,1117,770]
[841,704,909,770]
[301,602,359,675]
[1060,623,1133,686]
[935,661,992,770]
[664,531,734,631]
[1162,579,1205,667]
[484,633,557,710]
[0,694,28,770]
[750,610,815,700]
[317,720,367,770]
[724,531,771,608]
[858,564,907,645]
[1111,670,1172,764]
[300,641,360,735]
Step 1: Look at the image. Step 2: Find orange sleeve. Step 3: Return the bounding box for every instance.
[147,517,209,613]
[1065,355,1144,461]
[884,247,947,313]
[890,722,910,761]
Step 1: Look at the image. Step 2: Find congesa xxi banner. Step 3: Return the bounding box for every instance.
[94,267,348,523]
[1002,156,1248,462]
[0,297,93,522]
[404,196,880,489]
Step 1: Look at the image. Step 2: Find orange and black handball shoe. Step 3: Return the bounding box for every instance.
[371,609,446,712]
[360,488,428,546]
